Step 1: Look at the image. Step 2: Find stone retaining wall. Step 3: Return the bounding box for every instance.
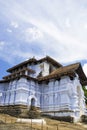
[0,105,28,117]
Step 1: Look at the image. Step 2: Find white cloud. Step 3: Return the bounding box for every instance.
[0,41,5,46]
[1,0,87,64]
[65,18,71,28]
[6,28,12,33]
[10,21,19,28]
[84,23,87,29]
[24,27,43,42]
[0,41,5,50]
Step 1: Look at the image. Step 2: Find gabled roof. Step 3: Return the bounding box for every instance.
[38,62,87,86]
[7,57,37,73]
[3,67,35,80]
[38,56,62,67]
[0,74,37,83]
[1,56,87,86]
[7,56,62,73]
[1,62,87,86]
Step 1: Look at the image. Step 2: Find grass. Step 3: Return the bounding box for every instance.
[0,114,87,130]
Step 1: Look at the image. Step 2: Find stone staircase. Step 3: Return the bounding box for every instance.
[28,106,41,119]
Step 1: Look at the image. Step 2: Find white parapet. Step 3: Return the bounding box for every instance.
[16,118,46,124]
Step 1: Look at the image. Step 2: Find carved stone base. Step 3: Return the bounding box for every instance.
[0,105,41,118]
[28,106,41,119]
[41,110,74,122]
[0,105,28,118]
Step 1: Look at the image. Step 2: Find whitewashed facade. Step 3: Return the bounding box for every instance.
[0,56,87,122]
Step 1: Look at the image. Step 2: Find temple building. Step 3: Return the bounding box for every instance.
[0,56,87,122]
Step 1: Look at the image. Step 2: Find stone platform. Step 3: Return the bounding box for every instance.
[0,105,28,117]
[16,118,46,124]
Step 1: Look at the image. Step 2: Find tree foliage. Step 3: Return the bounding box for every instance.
[82,86,87,104]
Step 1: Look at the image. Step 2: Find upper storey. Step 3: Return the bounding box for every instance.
[7,56,62,73]
[1,56,87,86]
[3,56,62,80]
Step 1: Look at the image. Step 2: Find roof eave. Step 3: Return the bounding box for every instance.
[7,58,37,73]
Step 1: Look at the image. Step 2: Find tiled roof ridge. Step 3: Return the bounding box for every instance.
[7,57,37,72]
[3,67,35,79]
[38,63,79,80]
[7,56,62,73]
[0,74,37,83]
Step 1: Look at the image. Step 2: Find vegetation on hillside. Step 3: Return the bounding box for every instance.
[83,86,87,104]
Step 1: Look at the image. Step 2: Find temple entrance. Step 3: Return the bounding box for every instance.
[31,98,35,107]
[27,95,37,109]
[28,97,41,118]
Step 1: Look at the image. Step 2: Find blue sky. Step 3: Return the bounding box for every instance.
[0,0,87,79]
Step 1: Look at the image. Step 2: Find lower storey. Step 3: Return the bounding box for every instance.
[0,105,85,122]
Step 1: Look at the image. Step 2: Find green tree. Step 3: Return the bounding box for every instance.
[82,86,87,104]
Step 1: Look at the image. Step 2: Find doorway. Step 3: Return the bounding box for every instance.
[31,98,35,107]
